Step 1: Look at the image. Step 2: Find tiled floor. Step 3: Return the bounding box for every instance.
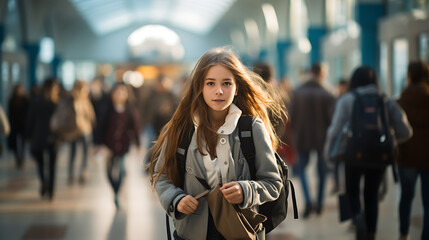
[0,139,423,240]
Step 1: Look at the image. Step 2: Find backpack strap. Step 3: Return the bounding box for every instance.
[176,122,195,186]
[167,122,195,240]
[166,214,172,240]
[379,95,399,183]
[237,115,257,179]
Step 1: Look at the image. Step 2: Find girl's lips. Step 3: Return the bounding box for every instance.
[213,99,224,102]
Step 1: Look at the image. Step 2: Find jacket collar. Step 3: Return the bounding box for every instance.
[193,103,242,134]
[217,103,242,135]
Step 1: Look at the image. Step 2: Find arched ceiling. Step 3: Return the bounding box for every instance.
[69,0,236,35]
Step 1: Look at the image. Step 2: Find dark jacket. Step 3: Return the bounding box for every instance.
[7,95,29,149]
[397,82,429,169]
[101,103,140,156]
[290,79,335,152]
[26,96,57,153]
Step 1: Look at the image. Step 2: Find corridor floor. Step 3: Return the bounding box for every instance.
[0,142,423,240]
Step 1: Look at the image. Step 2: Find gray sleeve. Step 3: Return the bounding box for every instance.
[237,118,282,209]
[386,99,413,144]
[323,94,353,161]
[154,141,187,219]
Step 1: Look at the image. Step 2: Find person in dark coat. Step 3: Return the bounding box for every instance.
[26,78,60,200]
[290,63,335,217]
[397,60,429,240]
[7,83,29,168]
[97,83,140,209]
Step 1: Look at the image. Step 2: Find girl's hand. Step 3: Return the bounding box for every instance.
[177,195,199,215]
[220,182,243,204]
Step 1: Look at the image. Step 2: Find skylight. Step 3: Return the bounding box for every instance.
[69,0,236,35]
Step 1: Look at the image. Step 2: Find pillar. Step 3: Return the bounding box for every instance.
[356,1,385,71]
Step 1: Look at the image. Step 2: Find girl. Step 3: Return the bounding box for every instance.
[148,47,286,240]
[97,83,140,209]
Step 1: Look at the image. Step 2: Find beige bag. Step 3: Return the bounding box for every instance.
[206,185,266,240]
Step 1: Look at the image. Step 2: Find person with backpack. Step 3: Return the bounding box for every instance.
[396,60,429,240]
[324,66,412,240]
[148,47,287,240]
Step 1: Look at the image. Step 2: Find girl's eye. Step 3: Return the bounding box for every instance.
[224,82,232,86]
[207,82,214,86]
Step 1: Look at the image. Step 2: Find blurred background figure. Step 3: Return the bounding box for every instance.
[96,83,140,209]
[26,78,60,200]
[142,74,177,171]
[276,77,297,170]
[0,104,10,156]
[253,61,276,86]
[90,76,110,148]
[68,80,96,184]
[336,78,349,97]
[7,84,29,169]
[396,60,429,240]
[330,77,349,194]
[290,63,335,218]
[252,61,286,143]
[324,66,412,240]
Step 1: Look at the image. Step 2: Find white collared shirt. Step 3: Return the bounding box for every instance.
[199,104,242,188]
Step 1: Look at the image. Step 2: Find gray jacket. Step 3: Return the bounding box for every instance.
[323,84,413,162]
[154,117,282,240]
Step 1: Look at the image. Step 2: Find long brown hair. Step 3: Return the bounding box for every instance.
[149,47,287,187]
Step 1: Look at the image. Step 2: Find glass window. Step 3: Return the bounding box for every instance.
[379,42,388,93]
[392,38,408,98]
[12,62,20,84]
[2,61,9,105]
[419,32,429,61]
[62,61,76,90]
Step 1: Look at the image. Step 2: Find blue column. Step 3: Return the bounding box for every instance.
[23,43,40,89]
[276,40,292,78]
[356,3,385,71]
[308,27,327,65]
[258,48,268,62]
[0,24,4,106]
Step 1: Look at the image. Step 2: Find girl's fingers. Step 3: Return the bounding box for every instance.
[178,195,199,214]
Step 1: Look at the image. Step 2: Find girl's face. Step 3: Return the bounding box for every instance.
[112,85,128,105]
[202,64,237,118]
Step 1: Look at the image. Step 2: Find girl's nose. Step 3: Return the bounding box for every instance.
[215,87,223,95]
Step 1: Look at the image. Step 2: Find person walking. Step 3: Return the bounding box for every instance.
[290,63,335,217]
[396,60,429,240]
[7,84,29,169]
[324,66,412,240]
[148,47,285,240]
[26,78,60,200]
[96,82,140,209]
[68,80,96,184]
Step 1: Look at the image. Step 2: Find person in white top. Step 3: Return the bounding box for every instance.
[148,47,286,240]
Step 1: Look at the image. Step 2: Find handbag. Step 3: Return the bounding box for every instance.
[206,185,267,240]
[329,121,349,163]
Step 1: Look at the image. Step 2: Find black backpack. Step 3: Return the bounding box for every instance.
[175,115,298,235]
[345,91,395,169]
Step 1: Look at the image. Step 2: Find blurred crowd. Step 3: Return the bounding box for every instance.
[0,59,428,240]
